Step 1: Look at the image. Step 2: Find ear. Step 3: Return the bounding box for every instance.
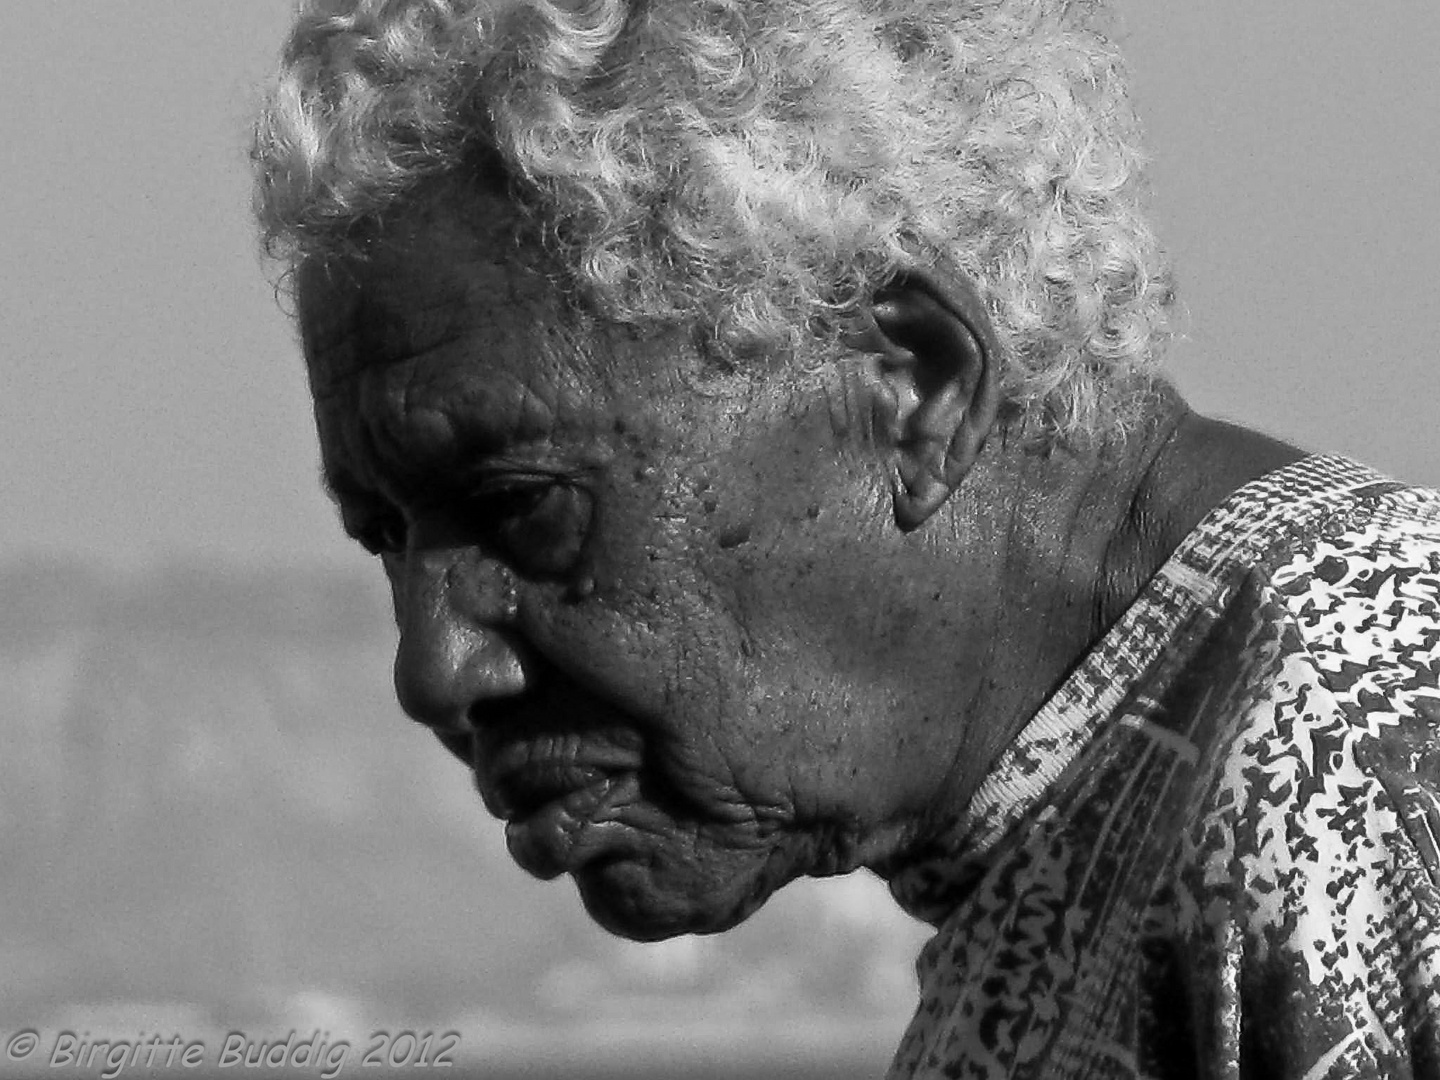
[852,270,1002,531]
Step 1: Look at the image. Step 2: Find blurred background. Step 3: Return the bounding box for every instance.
[1,2,1437,1077]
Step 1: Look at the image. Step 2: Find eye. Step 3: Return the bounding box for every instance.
[470,479,593,579]
[345,505,408,558]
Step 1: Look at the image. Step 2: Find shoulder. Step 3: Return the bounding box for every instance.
[1159,483,1440,1073]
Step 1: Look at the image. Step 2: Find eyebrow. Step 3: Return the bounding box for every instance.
[319,424,562,521]
[318,426,450,512]
[319,463,371,508]
[308,328,482,404]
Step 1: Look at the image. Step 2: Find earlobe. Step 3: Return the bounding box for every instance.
[860,272,1001,531]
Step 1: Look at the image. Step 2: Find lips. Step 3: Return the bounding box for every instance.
[474,734,651,880]
[476,726,641,813]
[429,673,651,877]
[501,770,645,879]
[487,761,610,819]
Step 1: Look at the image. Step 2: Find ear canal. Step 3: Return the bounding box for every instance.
[863,274,1000,531]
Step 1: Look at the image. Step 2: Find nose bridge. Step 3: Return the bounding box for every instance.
[392,546,526,730]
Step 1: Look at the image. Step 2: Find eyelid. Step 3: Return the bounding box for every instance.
[470,470,564,495]
[392,469,568,521]
[332,463,592,558]
[460,461,603,509]
[324,475,405,554]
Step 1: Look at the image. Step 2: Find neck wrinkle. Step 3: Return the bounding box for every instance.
[1089,391,1197,639]
[941,388,1193,799]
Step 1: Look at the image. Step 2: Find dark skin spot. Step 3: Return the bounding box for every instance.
[717,522,753,549]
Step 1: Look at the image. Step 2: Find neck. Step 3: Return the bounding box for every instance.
[935,381,1304,813]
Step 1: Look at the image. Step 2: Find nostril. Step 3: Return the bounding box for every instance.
[393,664,466,732]
[463,691,531,734]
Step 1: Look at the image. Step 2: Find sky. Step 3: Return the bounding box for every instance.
[2,1,1437,570]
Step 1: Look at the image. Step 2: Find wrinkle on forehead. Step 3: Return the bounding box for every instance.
[301,196,723,502]
[299,190,703,401]
[347,349,568,489]
[302,262,561,400]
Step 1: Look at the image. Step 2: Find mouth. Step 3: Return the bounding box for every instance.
[487,760,613,819]
[498,770,645,880]
[478,730,643,812]
[445,723,647,878]
[420,666,657,878]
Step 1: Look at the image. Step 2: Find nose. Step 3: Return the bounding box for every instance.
[391,546,527,732]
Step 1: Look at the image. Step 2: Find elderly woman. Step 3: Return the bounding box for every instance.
[253,0,1440,1075]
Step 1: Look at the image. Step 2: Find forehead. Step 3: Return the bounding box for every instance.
[295,197,745,504]
[300,201,601,398]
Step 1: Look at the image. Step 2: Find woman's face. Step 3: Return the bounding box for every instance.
[299,197,975,939]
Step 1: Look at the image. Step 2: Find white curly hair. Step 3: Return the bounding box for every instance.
[253,0,1175,438]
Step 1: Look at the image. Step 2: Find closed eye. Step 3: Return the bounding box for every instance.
[464,478,593,579]
[341,501,408,557]
[333,471,595,580]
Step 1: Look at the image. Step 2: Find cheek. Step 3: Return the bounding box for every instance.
[725,515,911,673]
[519,526,740,730]
[716,532,956,796]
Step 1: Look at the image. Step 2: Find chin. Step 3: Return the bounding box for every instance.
[570,850,791,942]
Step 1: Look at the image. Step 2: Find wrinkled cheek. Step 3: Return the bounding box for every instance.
[519,597,664,706]
[642,739,791,837]
[534,582,737,727]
